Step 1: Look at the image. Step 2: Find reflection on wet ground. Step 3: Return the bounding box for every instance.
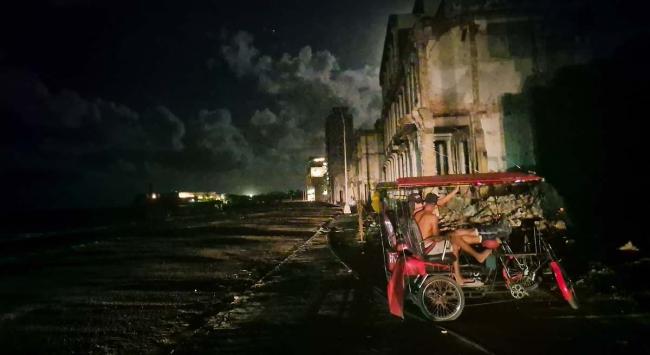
[0,203,336,353]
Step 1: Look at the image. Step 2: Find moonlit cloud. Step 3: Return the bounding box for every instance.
[221,31,260,78]
[199,30,383,193]
[221,31,382,127]
[0,29,383,208]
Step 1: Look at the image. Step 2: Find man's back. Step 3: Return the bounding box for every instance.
[414,209,439,239]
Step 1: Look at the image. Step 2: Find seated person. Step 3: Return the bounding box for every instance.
[412,190,492,286]
[415,187,504,249]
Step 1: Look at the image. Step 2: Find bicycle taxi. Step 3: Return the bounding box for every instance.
[376,172,578,322]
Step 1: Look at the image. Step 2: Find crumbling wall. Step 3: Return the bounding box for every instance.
[437,188,565,232]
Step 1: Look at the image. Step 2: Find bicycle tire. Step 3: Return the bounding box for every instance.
[550,261,579,310]
[418,275,465,321]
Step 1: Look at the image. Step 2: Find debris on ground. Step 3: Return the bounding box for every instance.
[618,241,640,252]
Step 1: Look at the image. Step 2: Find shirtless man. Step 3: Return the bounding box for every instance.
[413,189,491,286]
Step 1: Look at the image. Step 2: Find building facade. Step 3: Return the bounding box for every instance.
[305,157,329,202]
[379,0,591,182]
[352,127,384,204]
[325,107,355,205]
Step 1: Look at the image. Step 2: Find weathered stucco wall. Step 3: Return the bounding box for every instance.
[480,112,507,172]
[378,2,596,183]
[426,27,473,112]
[423,18,540,172]
[476,19,536,104]
[353,132,383,201]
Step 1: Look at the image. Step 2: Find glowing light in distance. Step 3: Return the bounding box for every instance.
[310,166,326,177]
[307,188,316,201]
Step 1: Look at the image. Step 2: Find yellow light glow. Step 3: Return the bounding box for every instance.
[307,188,316,201]
[178,192,194,199]
[310,166,326,177]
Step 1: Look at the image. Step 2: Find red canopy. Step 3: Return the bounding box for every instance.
[394,172,542,188]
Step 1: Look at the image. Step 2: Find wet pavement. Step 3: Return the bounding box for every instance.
[172,216,488,355]
[0,203,336,353]
[1,203,648,354]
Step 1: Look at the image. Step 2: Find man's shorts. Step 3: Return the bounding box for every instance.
[425,236,453,255]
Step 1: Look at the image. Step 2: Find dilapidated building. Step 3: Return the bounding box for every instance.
[352,128,384,204]
[325,107,355,205]
[380,0,591,181]
[305,157,328,202]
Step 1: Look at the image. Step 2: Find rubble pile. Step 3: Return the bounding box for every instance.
[438,193,546,229]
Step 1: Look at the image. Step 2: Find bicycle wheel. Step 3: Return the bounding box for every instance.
[418,275,465,321]
[550,261,579,310]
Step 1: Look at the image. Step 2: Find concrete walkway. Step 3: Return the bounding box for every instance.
[171,224,362,353]
[173,215,488,354]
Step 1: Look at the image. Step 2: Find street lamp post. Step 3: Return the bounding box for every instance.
[341,113,351,214]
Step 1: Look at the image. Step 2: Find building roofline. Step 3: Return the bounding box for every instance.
[379,14,416,84]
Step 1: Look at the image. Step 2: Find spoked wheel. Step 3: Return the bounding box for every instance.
[550,261,579,310]
[418,275,465,321]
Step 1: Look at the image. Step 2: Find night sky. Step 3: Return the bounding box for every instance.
[1,0,411,209]
[0,0,646,211]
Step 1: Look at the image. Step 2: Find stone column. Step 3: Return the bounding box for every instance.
[470,112,489,173]
[392,154,398,180]
[467,22,489,173]
[408,136,419,177]
[414,27,432,109]
[417,109,437,176]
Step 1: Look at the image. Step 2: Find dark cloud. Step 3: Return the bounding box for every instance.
[145,106,186,151]
[190,109,252,167]
[1,14,384,209]
[221,34,382,127]
[221,31,260,78]
[0,67,252,209]
[199,31,382,194]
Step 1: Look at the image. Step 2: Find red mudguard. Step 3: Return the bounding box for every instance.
[550,261,573,302]
[387,255,405,318]
[387,254,429,318]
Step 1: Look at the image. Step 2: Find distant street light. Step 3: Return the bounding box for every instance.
[341,112,351,214]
